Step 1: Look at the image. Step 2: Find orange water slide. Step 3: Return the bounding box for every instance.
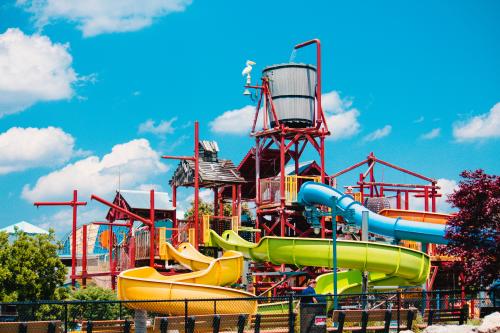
[378,209,452,224]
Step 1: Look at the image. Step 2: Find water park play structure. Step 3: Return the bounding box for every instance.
[35,39,468,317]
[117,179,440,315]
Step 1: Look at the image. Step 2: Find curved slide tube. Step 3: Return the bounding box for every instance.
[117,242,257,315]
[298,182,448,244]
[209,230,430,286]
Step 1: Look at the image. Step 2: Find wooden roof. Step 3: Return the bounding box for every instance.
[106,190,175,222]
[170,159,245,188]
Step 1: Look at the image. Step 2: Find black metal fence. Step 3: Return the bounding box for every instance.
[0,289,496,332]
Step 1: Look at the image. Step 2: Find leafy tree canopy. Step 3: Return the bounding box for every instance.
[184,200,252,220]
[0,229,67,302]
[442,169,499,288]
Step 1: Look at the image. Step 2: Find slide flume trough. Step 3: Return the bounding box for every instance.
[117,242,257,315]
[298,182,448,244]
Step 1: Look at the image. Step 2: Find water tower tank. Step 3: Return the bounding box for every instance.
[263,63,317,128]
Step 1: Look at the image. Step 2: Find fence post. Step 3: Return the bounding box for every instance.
[254,314,261,333]
[119,301,122,320]
[397,291,401,333]
[212,314,221,333]
[337,312,346,333]
[64,302,68,333]
[288,295,294,333]
[237,314,246,333]
[361,310,368,333]
[184,299,188,332]
[124,319,131,333]
[48,321,56,333]
[134,310,148,333]
[187,316,195,333]
[383,310,392,333]
[160,318,168,333]
[31,302,36,321]
[86,320,92,333]
[19,323,27,333]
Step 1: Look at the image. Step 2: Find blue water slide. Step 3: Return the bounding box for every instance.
[297,182,448,244]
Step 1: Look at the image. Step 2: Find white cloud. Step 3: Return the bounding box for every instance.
[0,28,77,117]
[209,105,256,135]
[209,90,361,139]
[22,139,168,201]
[453,102,500,142]
[322,91,361,141]
[410,178,458,213]
[0,127,81,175]
[420,128,441,140]
[18,0,192,37]
[363,125,392,142]
[138,117,177,136]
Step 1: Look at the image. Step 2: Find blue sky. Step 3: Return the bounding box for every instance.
[0,0,499,237]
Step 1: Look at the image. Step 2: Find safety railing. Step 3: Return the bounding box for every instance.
[0,289,494,333]
[259,175,322,206]
[202,215,239,244]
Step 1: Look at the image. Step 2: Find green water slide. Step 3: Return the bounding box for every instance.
[208,229,430,296]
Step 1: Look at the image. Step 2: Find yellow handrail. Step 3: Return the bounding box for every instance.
[285,175,321,204]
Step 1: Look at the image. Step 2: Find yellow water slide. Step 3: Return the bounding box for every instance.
[117,241,257,315]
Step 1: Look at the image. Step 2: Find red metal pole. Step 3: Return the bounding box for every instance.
[369,158,375,198]
[82,224,87,287]
[91,194,150,225]
[405,191,409,210]
[109,224,115,289]
[424,186,429,212]
[232,185,237,217]
[431,182,437,212]
[294,39,327,131]
[280,134,286,237]
[149,189,155,268]
[34,191,87,288]
[172,184,177,245]
[256,138,261,206]
[71,190,77,287]
[396,190,401,209]
[194,121,200,248]
[320,134,326,184]
[359,173,364,203]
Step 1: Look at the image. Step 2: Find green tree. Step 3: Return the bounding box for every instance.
[441,170,499,288]
[183,200,253,219]
[68,286,122,321]
[0,229,67,302]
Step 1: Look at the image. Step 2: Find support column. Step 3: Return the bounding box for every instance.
[361,211,369,310]
[279,134,286,237]
[71,190,78,287]
[82,224,87,288]
[109,224,115,290]
[213,187,219,218]
[149,189,155,268]
[194,121,200,247]
[134,310,148,333]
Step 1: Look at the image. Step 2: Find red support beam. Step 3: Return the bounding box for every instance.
[91,194,150,225]
[34,190,87,288]
[294,39,328,132]
[149,189,155,268]
[372,156,436,183]
[194,121,200,247]
[82,224,87,287]
[109,224,115,289]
